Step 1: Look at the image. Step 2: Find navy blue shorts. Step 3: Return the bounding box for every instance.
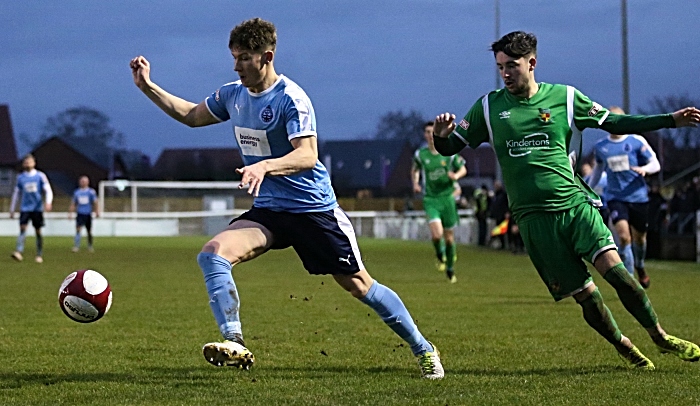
[76,214,92,230]
[230,207,364,275]
[19,211,44,228]
[609,200,649,233]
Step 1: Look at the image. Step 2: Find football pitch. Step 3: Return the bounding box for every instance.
[1,236,699,405]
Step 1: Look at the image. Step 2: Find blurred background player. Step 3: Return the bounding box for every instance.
[412,121,467,283]
[9,154,53,263]
[69,175,99,252]
[433,31,700,370]
[131,17,443,379]
[580,161,610,225]
[588,106,658,288]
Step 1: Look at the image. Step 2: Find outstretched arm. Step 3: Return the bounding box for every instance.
[433,112,467,156]
[236,136,318,196]
[130,56,218,127]
[599,107,700,135]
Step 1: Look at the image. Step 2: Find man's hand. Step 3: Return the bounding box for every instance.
[9,212,14,219]
[130,56,152,90]
[433,112,457,138]
[448,171,459,181]
[413,183,422,194]
[45,203,52,212]
[237,161,269,197]
[631,166,646,177]
[672,107,700,128]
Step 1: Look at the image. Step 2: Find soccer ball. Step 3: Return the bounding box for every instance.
[58,270,112,323]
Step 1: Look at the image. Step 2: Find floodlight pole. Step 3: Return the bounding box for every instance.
[494,0,501,89]
[621,0,630,113]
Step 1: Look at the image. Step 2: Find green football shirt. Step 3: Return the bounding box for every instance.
[413,147,465,198]
[443,83,673,221]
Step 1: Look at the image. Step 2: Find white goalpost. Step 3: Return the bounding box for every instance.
[98,180,242,218]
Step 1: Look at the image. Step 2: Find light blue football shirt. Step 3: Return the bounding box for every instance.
[15,170,50,212]
[73,187,97,215]
[583,171,608,207]
[205,75,337,213]
[593,134,655,203]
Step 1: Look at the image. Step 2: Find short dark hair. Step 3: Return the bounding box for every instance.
[228,18,277,52]
[491,31,537,58]
[423,121,434,130]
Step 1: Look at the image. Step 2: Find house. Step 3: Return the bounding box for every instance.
[320,139,414,197]
[153,148,244,181]
[30,136,152,195]
[0,105,19,197]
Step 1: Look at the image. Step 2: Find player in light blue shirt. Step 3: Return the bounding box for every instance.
[69,176,99,253]
[589,107,660,288]
[9,154,53,263]
[130,17,443,379]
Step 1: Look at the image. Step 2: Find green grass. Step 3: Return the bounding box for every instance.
[1,236,700,405]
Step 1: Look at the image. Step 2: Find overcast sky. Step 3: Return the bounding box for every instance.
[1,0,698,160]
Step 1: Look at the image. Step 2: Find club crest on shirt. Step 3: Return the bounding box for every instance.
[538,108,551,123]
[458,119,470,130]
[588,102,602,117]
[624,143,631,152]
[260,105,274,123]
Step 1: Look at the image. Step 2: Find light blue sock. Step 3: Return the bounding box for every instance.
[197,252,242,341]
[619,244,635,276]
[16,231,26,253]
[361,280,433,356]
[74,233,81,248]
[632,241,646,270]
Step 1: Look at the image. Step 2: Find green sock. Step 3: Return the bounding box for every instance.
[445,243,456,270]
[577,288,622,344]
[432,238,445,261]
[603,262,658,328]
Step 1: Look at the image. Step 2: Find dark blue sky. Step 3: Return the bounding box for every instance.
[1,0,698,160]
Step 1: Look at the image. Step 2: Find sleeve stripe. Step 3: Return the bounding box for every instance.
[204,97,225,123]
[288,130,317,141]
[481,96,494,145]
[597,110,610,126]
[451,130,468,145]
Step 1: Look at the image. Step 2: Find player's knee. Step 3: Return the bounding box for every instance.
[200,240,244,264]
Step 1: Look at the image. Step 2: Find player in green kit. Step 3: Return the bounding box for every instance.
[412,121,467,283]
[432,31,700,369]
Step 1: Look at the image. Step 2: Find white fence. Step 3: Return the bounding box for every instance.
[0,210,482,244]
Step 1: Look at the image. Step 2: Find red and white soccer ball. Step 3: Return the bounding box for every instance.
[58,270,112,323]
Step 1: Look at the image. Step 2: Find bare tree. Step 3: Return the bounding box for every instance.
[639,94,700,182]
[374,109,426,147]
[639,94,700,148]
[22,106,124,152]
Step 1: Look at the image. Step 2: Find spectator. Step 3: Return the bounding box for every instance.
[489,180,509,249]
[473,184,490,246]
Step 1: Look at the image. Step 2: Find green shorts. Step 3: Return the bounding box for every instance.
[423,195,459,229]
[518,202,616,301]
